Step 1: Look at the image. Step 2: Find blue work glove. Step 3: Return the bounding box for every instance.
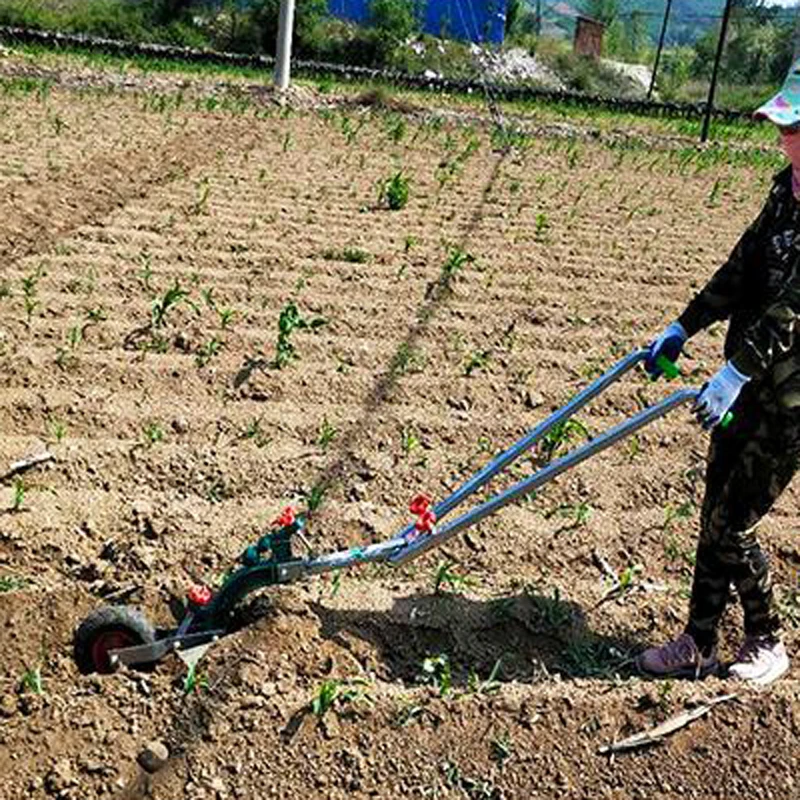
[645,321,688,379]
[693,361,750,430]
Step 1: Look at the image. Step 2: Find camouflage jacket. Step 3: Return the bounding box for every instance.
[679,165,800,408]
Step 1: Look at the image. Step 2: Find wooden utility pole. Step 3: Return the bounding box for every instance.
[701,0,734,143]
[647,0,672,100]
[275,0,295,91]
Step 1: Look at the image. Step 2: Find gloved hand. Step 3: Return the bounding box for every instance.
[693,361,750,430]
[645,321,688,379]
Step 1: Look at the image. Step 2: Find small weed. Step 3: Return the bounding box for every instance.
[403,235,418,253]
[433,560,475,595]
[524,584,573,629]
[466,657,503,696]
[10,478,25,512]
[379,171,410,210]
[143,422,164,445]
[420,654,452,697]
[20,665,43,695]
[317,418,338,450]
[322,246,371,264]
[663,501,696,534]
[544,501,592,528]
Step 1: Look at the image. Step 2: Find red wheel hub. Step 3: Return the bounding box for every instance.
[90,629,138,674]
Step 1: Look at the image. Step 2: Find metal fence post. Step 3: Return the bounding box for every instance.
[275,0,295,91]
[647,0,672,100]
[701,0,733,143]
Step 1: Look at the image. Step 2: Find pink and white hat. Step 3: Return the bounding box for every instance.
[755,57,800,128]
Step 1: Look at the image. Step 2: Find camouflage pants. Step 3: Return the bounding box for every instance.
[686,381,800,652]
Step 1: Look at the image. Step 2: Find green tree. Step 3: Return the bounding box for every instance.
[246,0,328,56]
[581,0,619,27]
[370,0,420,46]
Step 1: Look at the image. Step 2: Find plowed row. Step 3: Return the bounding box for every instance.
[0,54,798,800]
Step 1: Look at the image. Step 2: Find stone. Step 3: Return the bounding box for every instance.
[137,740,170,774]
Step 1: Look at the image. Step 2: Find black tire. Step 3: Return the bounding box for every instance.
[74,605,156,675]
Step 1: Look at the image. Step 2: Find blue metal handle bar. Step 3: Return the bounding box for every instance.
[385,348,649,549]
[286,384,697,578]
[390,388,699,566]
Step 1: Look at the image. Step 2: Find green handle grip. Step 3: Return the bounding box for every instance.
[721,411,734,429]
[655,355,680,381]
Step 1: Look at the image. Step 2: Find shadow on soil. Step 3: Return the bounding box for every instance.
[309,588,646,684]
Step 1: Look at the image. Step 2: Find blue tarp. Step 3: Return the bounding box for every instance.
[327,0,507,44]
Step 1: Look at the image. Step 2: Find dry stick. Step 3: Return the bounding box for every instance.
[1,451,54,481]
[598,693,738,755]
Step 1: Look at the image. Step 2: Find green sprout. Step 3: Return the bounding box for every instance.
[317,418,338,450]
[420,654,452,697]
[379,171,410,210]
[151,281,190,329]
[10,478,25,512]
[273,301,327,369]
[433,560,475,595]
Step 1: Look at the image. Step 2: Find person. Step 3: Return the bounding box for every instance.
[638,62,800,685]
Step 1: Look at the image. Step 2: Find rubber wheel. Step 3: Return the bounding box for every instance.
[74,605,156,675]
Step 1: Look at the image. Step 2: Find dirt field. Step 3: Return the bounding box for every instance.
[1,50,799,800]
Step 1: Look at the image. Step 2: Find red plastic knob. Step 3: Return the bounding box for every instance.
[187,584,213,606]
[272,506,296,529]
[409,494,431,515]
[415,509,437,534]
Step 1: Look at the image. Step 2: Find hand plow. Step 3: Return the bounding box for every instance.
[74,350,700,674]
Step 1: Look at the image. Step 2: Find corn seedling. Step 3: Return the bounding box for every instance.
[311,677,371,717]
[218,308,236,329]
[21,265,44,325]
[544,501,592,528]
[317,418,338,450]
[433,560,475,595]
[242,417,271,448]
[663,501,696,534]
[20,665,43,695]
[0,575,29,593]
[10,478,25,512]
[463,349,491,377]
[490,731,513,766]
[143,422,164,445]
[466,657,503,696]
[183,663,209,695]
[420,654,452,697]
[195,337,224,367]
[401,426,420,455]
[523,584,573,629]
[190,177,211,215]
[539,419,589,464]
[390,342,426,376]
[442,246,474,281]
[151,281,190,329]
[379,171,410,210]
[385,115,406,144]
[534,213,550,243]
[273,301,327,369]
[305,482,327,514]
[322,246,371,264]
[0,280,10,300]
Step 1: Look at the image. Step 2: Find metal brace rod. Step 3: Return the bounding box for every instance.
[387,348,649,549]
[391,388,698,565]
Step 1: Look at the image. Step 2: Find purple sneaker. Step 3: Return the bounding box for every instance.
[728,636,789,686]
[638,632,719,678]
